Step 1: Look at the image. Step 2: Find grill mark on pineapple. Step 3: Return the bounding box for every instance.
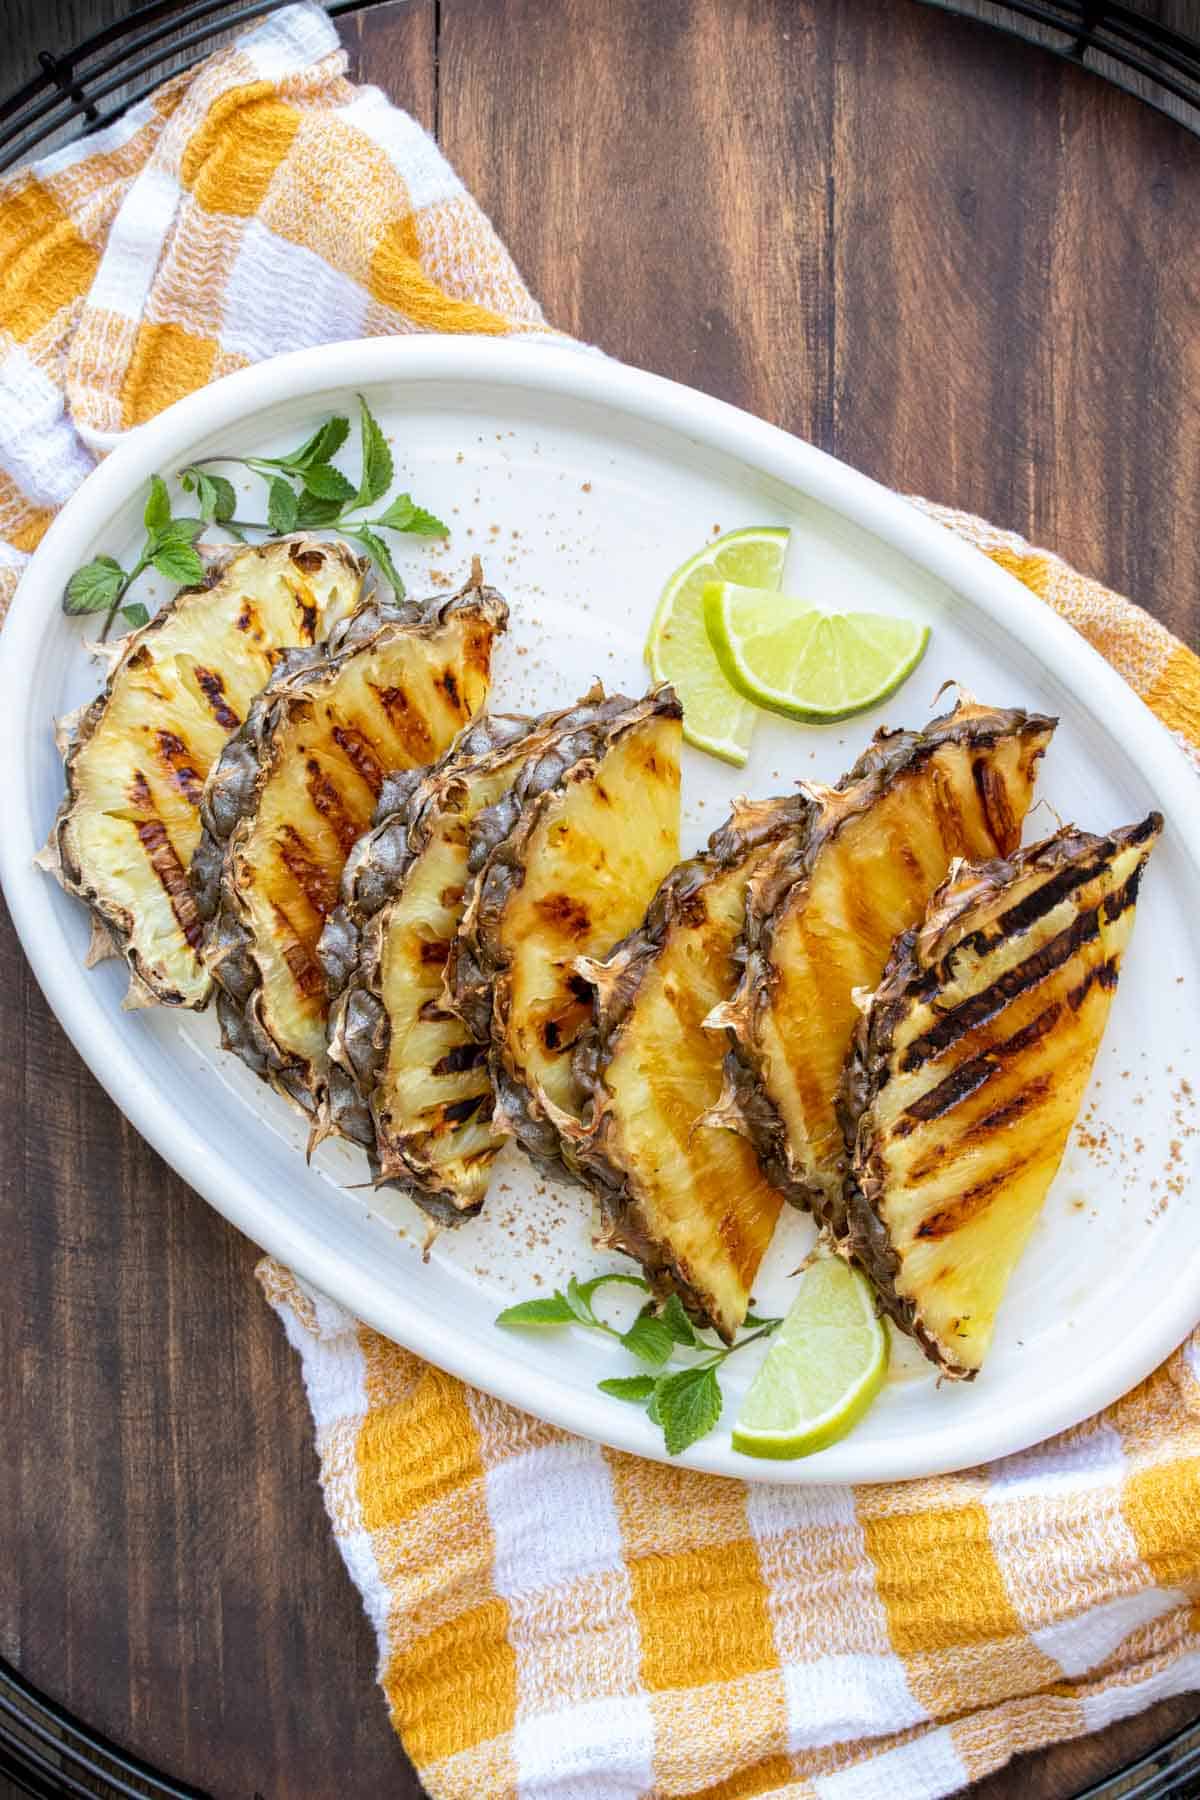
[276,824,339,917]
[905,1072,1055,1181]
[289,547,327,575]
[922,853,1118,983]
[304,758,364,854]
[419,939,451,965]
[443,1094,487,1124]
[437,667,462,710]
[893,1003,1062,1135]
[235,599,266,642]
[330,725,385,795]
[193,665,240,731]
[1068,954,1121,1010]
[433,1041,489,1076]
[285,574,319,641]
[153,729,203,807]
[440,884,465,908]
[419,997,454,1022]
[901,903,1108,1071]
[536,892,591,937]
[369,682,436,762]
[912,1148,1040,1239]
[127,769,204,951]
[972,754,1017,853]
[929,757,967,851]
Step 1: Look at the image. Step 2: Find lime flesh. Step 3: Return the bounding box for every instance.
[704,580,930,724]
[646,529,789,764]
[732,1257,887,1460]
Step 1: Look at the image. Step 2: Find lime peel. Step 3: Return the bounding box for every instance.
[732,1256,887,1460]
[645,528,789,764]
[704,580,930,724]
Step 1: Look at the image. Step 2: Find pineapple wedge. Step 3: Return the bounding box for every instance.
[194,569,507,1112]
[319,694,622,1221]
[41,539,365,1008]
[450,687,683,1175]
[709,698,1056,1229]
[571,796,807,1341]
[841,815,1162,1376]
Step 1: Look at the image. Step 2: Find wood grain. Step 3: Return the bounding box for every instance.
[1,2,1198,1797]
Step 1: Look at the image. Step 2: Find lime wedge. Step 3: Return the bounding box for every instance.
[732,1257,887,1460]
[646,528,789,765]
[704,581,930,724]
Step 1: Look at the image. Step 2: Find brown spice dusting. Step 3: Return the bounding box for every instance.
[581,482,592,493]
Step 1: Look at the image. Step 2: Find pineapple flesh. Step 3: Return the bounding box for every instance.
[194,570,507,1111]
[841,815,1162,1376]
[710,699,1056,1229]
[450,687,683,1176]
[320,697,619,1222]
[571,797,807,1341]
[42,539,365,1007]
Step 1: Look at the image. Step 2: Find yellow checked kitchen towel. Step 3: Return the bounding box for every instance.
[2,7,1198,1798]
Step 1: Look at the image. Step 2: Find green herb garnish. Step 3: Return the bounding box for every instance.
[498,1274,781,1456]
[62,395,449,636]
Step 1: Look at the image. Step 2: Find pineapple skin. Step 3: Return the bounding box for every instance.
[449,687,684,1180]
[44,538,366,1009]
[712,698,1057,1230]
[193,570,507,1114]
[319,695,617,1223]
[841,814,1162,1378]
[571,795,808,1342]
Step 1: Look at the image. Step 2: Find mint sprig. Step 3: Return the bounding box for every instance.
[63,396,451,637]
[498,1272,781,1456]
[63,475,204,640]
[184,393,448,597]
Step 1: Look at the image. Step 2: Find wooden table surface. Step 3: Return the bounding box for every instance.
[2,2,1198,1796]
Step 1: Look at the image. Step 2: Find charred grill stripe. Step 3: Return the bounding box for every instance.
[913,1148,1040,1239]
[419,939,451,965]
[153,729,203,806]
[305,757,364,855]
[273,909,325,998]
[432,1042,489,1076]
[443,1094,487,1124]
[193,666,240,731]
[330,725,385,795]
[900,897,1116,1072]
[893,1001,1062,1134]
[133,819,204,948]
[1069,954,1121,1009]
[973,755,1016,853]
[905,1071,1055,1181]
[277,823,339,916]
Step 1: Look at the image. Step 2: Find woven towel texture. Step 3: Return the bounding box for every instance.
[2,8,1197,1798]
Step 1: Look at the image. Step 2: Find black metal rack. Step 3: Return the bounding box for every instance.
[0,0,1197,1794]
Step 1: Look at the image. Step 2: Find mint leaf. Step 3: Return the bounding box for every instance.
[302,462,356,504]
[496,1294,575,1327]
[565,1274,598,1327]
[654,1365,723,1455]
[120,601,151,629]
[294,490,343,529]
[598,1375,658,1403]
[620,1311,675,1367]
[151,540,205,586]
[267,476,299,535]
[743,1312,782,1333]
[659,1293,702,1347]
[574,1273,649,1310]
[353,393,393,509]
[374,493,449,537]
[143,474,171,532]
[63,556,124,615]
[276,415,350,472]
[348,526,406,601]
[197,470,237,524]
[153,517,203,546]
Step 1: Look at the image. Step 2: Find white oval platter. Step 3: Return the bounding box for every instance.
[1,337,1197,1482]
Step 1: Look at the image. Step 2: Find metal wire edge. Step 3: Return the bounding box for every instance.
[0,1658,208,1800]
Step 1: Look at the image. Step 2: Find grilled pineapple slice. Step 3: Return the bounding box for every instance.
[709,698,1056,1228]
[194,570,507,1111]
[319,699,617,1221]
[40,539,365,1007]
[841,815,1162,1376]
[450,687,683,1174]
[571,797,807,1341]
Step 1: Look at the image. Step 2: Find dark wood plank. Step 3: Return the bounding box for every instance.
[0,3,1198,1798]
